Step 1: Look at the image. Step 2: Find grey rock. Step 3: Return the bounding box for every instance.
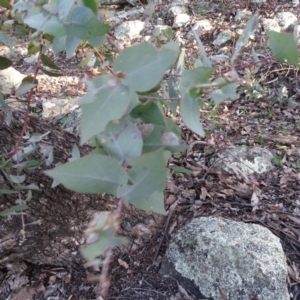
[114,20,145,40]
[173,13,190,28]
[107,8,144,25]
[213,29,232,46]
[170,0,189,7]
[275,12,297,30]
[169,5,188,17]
[209,54,229,63]
[42,98,79,119]
[157,17,164,25]
[292,0,299,7]
[97,0,127,4]
[160,217,289,300]
[60,108,82,136]
[23,54,38,65]
[188,19,213,38]
[0,67,25,95]
[235,10,252,22]
[42,97,81,135]
[262,18,281,32]
[209,146,274,176]
[7,47,27,62]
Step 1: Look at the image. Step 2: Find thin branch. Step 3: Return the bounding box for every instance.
[106,34,121,53]
[138,95,180,101]
[1,42,43,165]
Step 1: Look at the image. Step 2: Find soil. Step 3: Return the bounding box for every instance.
[1,0,300,299]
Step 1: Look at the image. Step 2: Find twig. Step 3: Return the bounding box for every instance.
[106,34,121,53]
[138,95,180,101]
[153,201,178,262]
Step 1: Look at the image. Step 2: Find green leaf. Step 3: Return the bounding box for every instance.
[176,48,185,74]
[82,0,98,15]
[136,84,160,95]
[117,149,167,214]
[65,34,82,59]
[113,43,179,92]
[267,31,299,67]
[163,117,182,136]
[172,166,192,175]
[53,36,67,53]
[57,0,74,20]
[15,76,38,96]
[69,144,80,162]
[88,35,106,47]
[81,228,128,260]
[191,30,212,68]
[140,124,186,153]
[96,118,143,163]
[0,204,28,216]
[25,14,67,37]
[27,131,50,143]
[179,67,213,137]
[211,82,238,104]
[45,153,128,194]
[131,100,165,126]
[0,0,12,9]
[41,54,60,70]
[0,31,14,48]
[165,77,179,115]
[0,92,9,109]
[79,75,134,143]
[14,24,30,36]
[145,191,166,214]
[67,6,110,40]
[8,174,26,184]
[180,94,204,137]
[0,189,18,194]
[231,13,258,64]
[28,41,40,54]
[14,160,42,170]
[78,53,94,67]
[180,67,213,95]
[14,184,40,191]
[40,67,63,77]
[0,56,12,70]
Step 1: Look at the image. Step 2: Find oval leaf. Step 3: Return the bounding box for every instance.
[0,56,12,70]
[16,76,38,96]
[79,75,136,143]
[113,43,179,92]
[41,54,60,70]
[40,67,63,77]
[82,0,98,15]
[45,153,128,194]
[67,6,110,40]
[96,118,143,163]
[117,149,167,214]
[0,204,28,216]
[268,31,299,67]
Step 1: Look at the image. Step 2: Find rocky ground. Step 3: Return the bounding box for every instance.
[2,0,300,299]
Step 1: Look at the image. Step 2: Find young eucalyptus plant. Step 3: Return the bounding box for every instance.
[0,0,299,272]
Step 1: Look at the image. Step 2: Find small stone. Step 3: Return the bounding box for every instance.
[213,30,232,46]
[169,6,187,17]
[0,67,25,95]
[23,54,38,65]
[262,18,281,32]
[275,12,297,30]
[114,20,145,40]
[173,13,190,28]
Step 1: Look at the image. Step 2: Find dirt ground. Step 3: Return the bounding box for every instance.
[2,0,300,299]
